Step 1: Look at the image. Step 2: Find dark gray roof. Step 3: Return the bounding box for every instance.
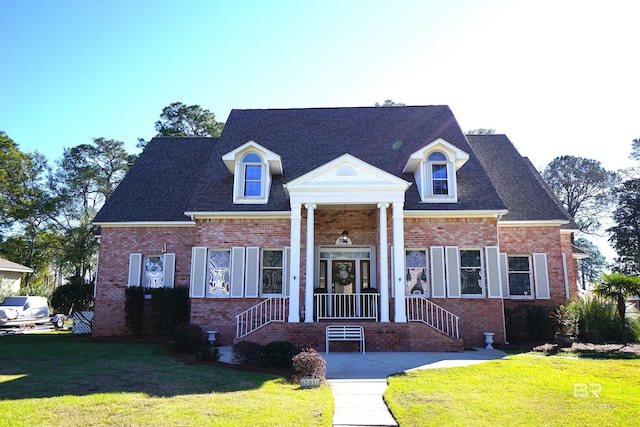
[93,138,218,222]
[467,134,575,223]
[189,106,505,213]
[95,106,512,223]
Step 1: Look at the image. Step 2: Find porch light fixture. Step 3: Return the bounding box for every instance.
[336,230,352,245]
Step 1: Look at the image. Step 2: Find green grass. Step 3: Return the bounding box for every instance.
[385,354,640,427]
[0,332,332,427]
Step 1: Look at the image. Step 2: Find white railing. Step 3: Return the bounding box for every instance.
[406,297,460,339]
[314,293,379,321]
[236,297,287,339]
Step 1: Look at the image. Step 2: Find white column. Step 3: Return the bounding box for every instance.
[304,204,316,323]
[377,203,390,322]
[392,201,407,322]
[288,203,302,323]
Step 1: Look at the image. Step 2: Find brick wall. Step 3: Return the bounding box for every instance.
[93,226,196,336]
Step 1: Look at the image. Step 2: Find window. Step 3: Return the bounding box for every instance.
[142,255,164,291]
[508,256,533,298]
[207,249,231,297]
[262,250,283,295]
[405,250,429,296]
[460,249,483,296]
[428,152,449,196]
[242,153,263,197]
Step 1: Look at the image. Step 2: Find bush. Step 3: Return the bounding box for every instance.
[232,341,264,366]
[169,323,206,354]
[567,293,640,343]
[292,348,326,381]
[50,277,94,313]
[124,287,145,335]
[262,341,299,368]
[505,304,556,342]
[148,287,189,336]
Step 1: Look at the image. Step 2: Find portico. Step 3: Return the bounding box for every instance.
[283,154,411,324]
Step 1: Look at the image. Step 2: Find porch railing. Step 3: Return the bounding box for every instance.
[236,297,288,339]
[314,293,379,321]
[406,297,460,339]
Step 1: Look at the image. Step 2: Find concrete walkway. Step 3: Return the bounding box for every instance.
[218,347,507,427]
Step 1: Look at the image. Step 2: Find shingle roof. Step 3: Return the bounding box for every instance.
[188,106,505,213]
[467,134,574,223]
[95,106,512,223]
[0,257,33,273]
[93,138,218,222]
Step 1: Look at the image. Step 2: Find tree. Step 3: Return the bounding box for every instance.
[542,156,619,235]
[50,138,134,279]
[0,132,31,229]
[374,100,406,107]
[607,179,640,274]
[154,102,224,137]
[466,128,496,135]
[593,273,640,344]
[574,237,606,290]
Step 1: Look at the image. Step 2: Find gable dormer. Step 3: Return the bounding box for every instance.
[222,141,283,204]
[403,138,469,203]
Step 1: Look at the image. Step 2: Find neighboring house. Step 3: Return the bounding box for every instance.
[0,257,33,295]
[92,106,580,351]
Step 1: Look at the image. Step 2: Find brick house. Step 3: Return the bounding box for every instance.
[92,106,579,351]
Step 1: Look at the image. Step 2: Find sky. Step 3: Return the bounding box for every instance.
[1,0,639,258]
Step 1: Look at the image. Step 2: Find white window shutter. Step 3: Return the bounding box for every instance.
[128,254,142,288]
[230,247,245,298]
[390,246,395,298]
[430,247,446,298]
[533,253,550,299]
[485,246,502,298]
[445,246,461,298]
[163,253,175,289]
[500,253,509,298]
[245,247,260,297]
[369,245,377,290]
[190,247,207,298]
[562,253,570,299]
[284,247,291,297]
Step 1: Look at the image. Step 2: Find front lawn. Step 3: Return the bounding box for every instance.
[385,354,640,427]
[0,332,332,427]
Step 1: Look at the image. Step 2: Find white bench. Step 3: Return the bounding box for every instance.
[326,325,365,354]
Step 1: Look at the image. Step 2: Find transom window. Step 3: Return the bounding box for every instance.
[460,249,483,296]
[262,250,284,295]
[405,250,429,296]
[508,256,533,298]
[242,153,263,197]
[207,249,231,297]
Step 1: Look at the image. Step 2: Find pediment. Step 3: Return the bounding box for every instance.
[222,140,283,174]
[403,138,469,173]
[284,154,410,203]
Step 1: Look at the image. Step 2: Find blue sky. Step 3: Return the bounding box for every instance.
[2,0,638,171]
[1,0,639,259]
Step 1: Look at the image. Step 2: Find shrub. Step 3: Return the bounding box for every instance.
[262,341,299,368]
[567,293,640,343]
[148,287,189,336]
[505,304,556,342]
[124,287,145,335]
[50,276,94,313]
[169,323,206,354]
[292,348,326,381]
[232,341,264,366]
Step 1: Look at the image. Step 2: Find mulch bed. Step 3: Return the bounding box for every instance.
[532,342,640,356]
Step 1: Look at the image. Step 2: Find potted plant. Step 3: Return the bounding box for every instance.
[551,305,575,348]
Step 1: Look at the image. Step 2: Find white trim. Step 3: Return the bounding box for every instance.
[404,210,507,218]
[94,221,196,227]
[222,140,283,174]
[184,211,291,219]
[498,220,570,227]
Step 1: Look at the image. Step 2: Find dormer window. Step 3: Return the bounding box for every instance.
[403,138,469,203]
[428,152,449,196]
[242,153,263,197]
[222,141,283,205]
